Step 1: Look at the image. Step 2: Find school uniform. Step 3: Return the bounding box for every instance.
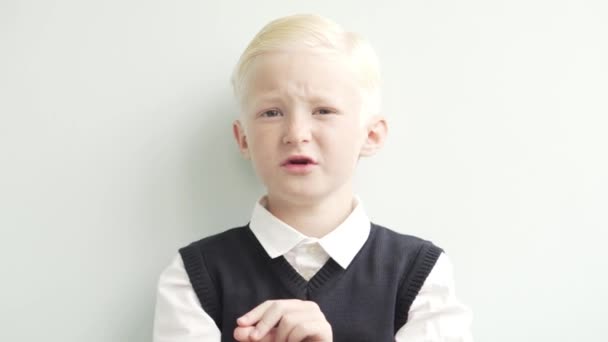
[153,195,473,341]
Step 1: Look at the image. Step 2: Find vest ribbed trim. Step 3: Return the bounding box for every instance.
[308,259,342,291]
[394,242,443,330]
[179,244,222,329]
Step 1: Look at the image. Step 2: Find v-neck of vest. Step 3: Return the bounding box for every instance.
[244,225,345,296]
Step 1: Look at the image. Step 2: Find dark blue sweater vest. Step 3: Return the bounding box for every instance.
[179,222,443,342]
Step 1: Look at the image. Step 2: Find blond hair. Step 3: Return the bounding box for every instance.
[230,14,382,120]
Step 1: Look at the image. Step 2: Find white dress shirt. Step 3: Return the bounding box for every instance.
[153,196,473,341]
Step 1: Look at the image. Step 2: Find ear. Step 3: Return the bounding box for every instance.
[232,119,251,159]
[359,115,388,157]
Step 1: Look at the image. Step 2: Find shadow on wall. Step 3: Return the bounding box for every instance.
[181,90,261,240]
[122,88,262,341]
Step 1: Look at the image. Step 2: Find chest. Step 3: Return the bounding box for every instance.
[215,255,400,342]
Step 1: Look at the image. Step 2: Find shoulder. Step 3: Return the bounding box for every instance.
[157,253,188,286]
[370,222,443,251]
[369,222,444,276]
[423,252,456,288]
[179,225,250,254]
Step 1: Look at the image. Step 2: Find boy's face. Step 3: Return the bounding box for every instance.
[232,49,386,204]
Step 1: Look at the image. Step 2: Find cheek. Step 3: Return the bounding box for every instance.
[324,131,364,164]
[247,131,277,174]
[246,129,269,154]
[332,122,365,149]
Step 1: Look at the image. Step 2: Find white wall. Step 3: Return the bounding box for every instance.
[1,1,606,341]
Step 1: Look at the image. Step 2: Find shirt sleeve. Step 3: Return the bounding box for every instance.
[152,253,222,342]
[395,252,474,342]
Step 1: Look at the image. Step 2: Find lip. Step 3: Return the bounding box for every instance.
[280,155,318,166]
[280,155,318,174]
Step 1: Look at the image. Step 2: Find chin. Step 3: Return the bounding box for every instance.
[271,186,327,202]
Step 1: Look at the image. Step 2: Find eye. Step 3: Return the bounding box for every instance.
[315,108,334,115]
[260,109,282,118]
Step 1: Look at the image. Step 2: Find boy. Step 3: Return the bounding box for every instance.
[153,14,473,342]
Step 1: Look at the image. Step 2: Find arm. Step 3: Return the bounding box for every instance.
[395,253,474,342]
[152,254,222,342]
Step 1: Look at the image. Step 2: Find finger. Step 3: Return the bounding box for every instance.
[234,326,277,342]
[237,300,275,326]
[238,299,303,327]
[273,310,311,342]
[258,328,277,342]
[233,326,255,341]
[286,319,332,342]
[279,302,329,342]
[250,301,287,341]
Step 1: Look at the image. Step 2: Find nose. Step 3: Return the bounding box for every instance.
[282,113,311,145]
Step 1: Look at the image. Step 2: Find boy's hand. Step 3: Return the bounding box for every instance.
[233,299,332,342]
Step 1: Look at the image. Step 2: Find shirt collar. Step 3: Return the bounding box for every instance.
[248,195,371,269]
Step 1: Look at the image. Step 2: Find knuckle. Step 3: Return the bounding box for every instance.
[256,320,269,331]
[308,301,320,310]
[285,299,301,307]
[270,301,282,311]
[281,315,294,327]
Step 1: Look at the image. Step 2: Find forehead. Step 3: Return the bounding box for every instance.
[242,50,362,107]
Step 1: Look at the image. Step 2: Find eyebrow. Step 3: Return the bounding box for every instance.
[249,93,340,109]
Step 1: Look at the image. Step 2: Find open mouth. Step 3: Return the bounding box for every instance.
[282,155,317,167]
[288,158,313,165]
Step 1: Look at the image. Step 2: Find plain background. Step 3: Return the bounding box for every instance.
[1,0,606,341]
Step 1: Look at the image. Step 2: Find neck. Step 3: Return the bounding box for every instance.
[265,187,355,238]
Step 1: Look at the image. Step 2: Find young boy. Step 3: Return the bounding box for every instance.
[153,14,473,342]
